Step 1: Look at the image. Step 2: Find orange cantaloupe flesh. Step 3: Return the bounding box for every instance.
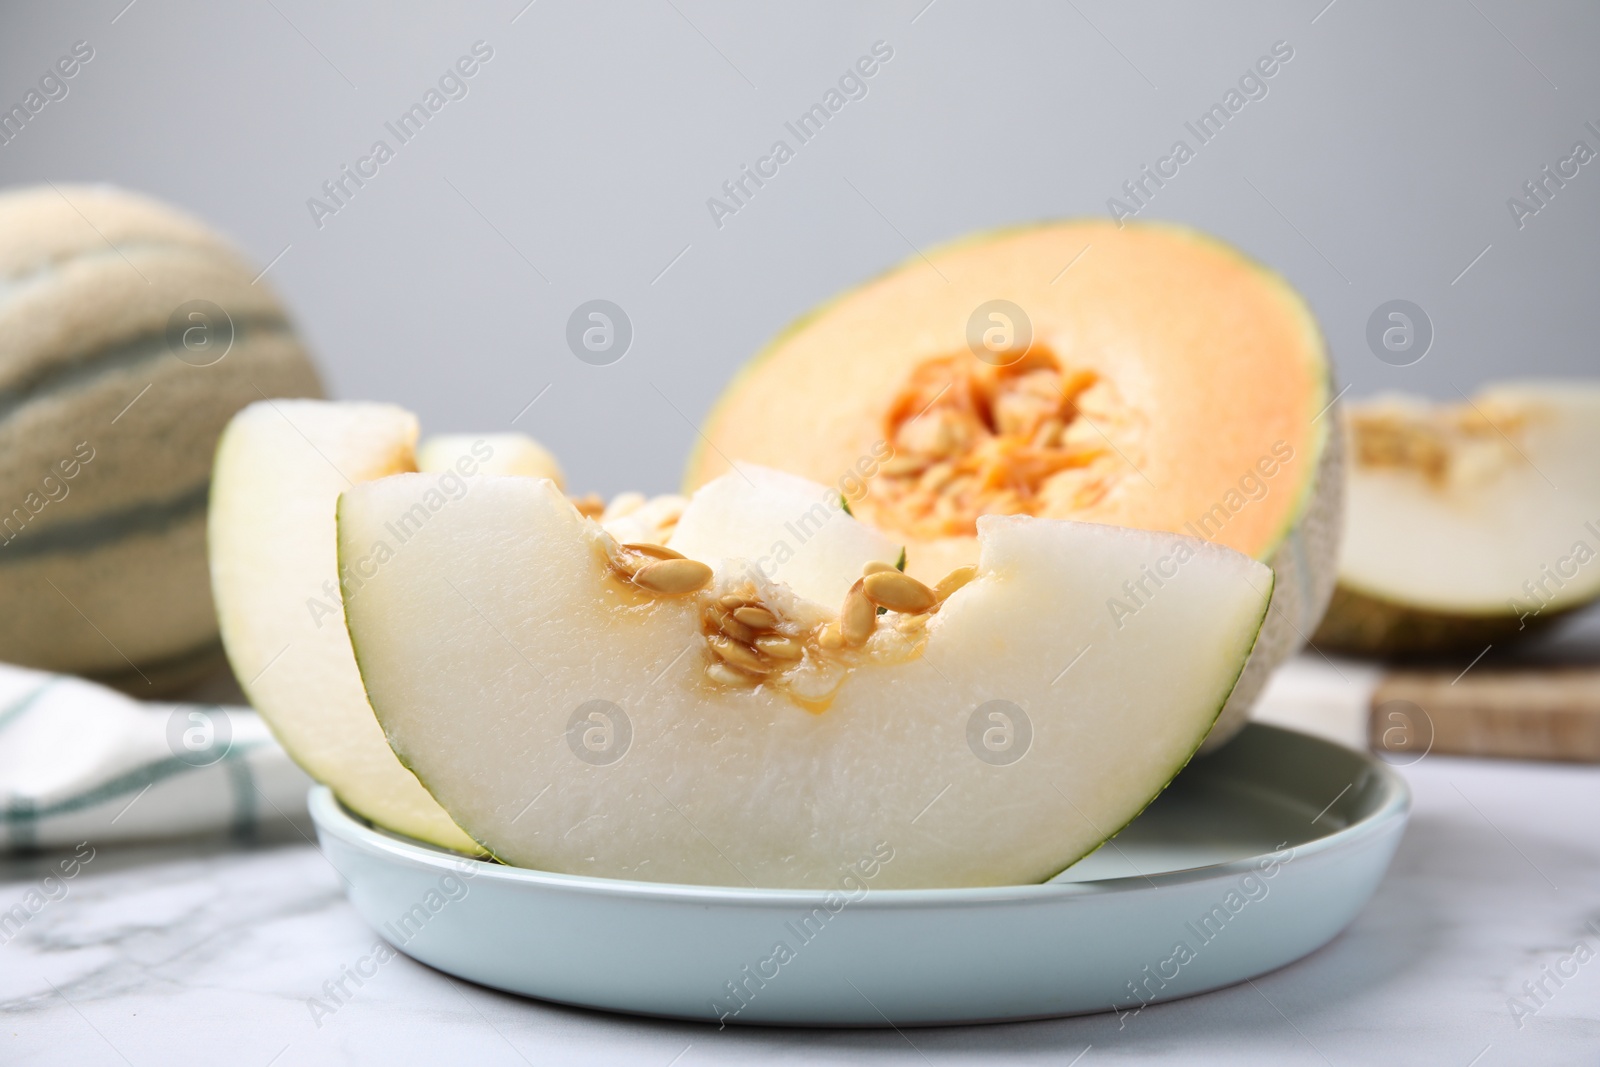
[689,220,1331,580]
[688,220,1343,749]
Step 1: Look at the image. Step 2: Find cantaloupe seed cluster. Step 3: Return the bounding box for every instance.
[603,534,978,708]
[1350,398,1529,490]
[865,347,1140,539]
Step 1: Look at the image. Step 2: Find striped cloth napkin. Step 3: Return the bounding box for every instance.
[0,663,311,853]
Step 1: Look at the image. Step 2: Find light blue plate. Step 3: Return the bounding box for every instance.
[310,723,1409,1026]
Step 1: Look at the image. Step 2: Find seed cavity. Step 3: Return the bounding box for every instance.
[706,661,760,687]
[862,570,937,614]
[1349,397,1527,489]
[696,570,940,703]
[715,610,757,644]
[866,347,1136,538]
[709,634,775,674]
[755,634,804,660]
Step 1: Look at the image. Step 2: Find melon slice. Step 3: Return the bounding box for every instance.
[668,465,903,607]
[1314,382,1600,655]
[209,400,564,851]
[417,433,564,484]
[688,220,1341,747]
[337,471,1272,888]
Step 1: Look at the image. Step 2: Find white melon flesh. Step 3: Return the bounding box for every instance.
[668,465,903,607]
[338,474,1272,888]
[209,401,478,852]
[417,434,565,485]
[1320,383,1600,652]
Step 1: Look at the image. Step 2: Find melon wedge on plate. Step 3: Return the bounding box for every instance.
[1314,382,1600,655]
[209,400,563,852]
[337,471,1273,888]
[688,220,1343,747]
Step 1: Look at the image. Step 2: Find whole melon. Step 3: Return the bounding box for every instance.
[0,184,322,693]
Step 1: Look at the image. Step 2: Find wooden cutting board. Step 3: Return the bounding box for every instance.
[1369,667,1600,763]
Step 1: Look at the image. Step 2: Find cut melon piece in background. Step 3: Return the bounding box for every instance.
[210,400,566,852]
[687,220,1341,748]
[668,464,903,607]
[416,433,564,485]
[338,472,1272,888]
[1314,382,1600,656]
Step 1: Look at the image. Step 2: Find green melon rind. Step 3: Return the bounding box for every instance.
[1312,581,1581,658]
[1040,570,1274,881]
[686,219,1340,751]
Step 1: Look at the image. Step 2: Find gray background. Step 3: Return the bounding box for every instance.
[2,0,1596,498]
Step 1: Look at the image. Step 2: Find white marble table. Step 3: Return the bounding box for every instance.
[3,744,1596,1067]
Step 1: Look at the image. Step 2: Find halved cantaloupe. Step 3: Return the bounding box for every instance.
[208,400,566,851]
[688,220,1341,747]
[337,470,1273,888]
[1314,382,1600,655]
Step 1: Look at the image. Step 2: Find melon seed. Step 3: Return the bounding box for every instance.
[840,579,876,646]
[709,635,773,674]
[861,560,896,577]
[623,542,683,561]
[879,455,929,478]
[632,558,713,595]
[706,661,759,687]
[862,570,936,614]
[817,623,844,650]
[934,565,978,603]
[716,611,757,644]
[898,612,929,633]
[755,634,804,660]
[732,605,778,630]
